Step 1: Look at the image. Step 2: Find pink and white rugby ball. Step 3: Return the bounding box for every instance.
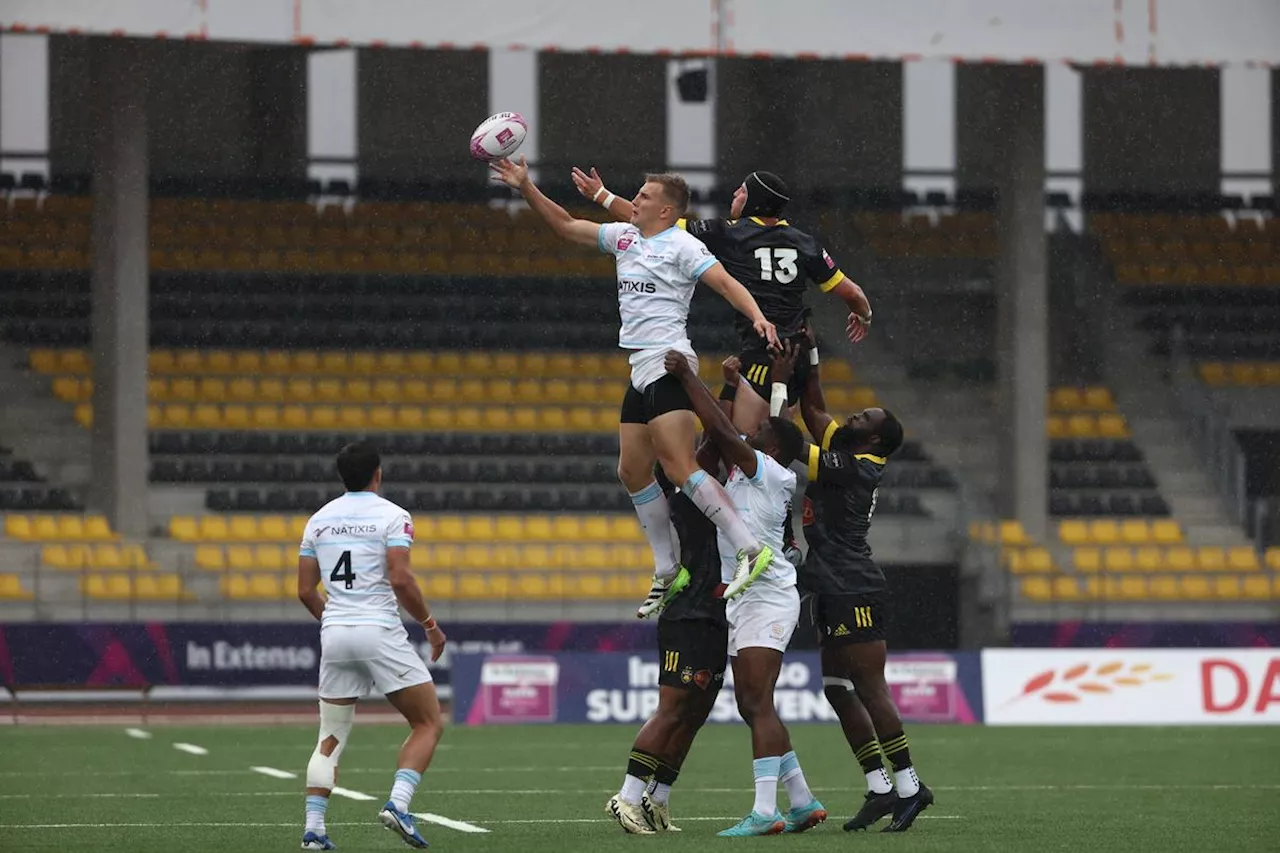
[469,112,527,162]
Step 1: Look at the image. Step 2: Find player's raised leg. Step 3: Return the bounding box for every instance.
[648,408,772,596]
[617,419,682,617]
[302,697,356,850]
[377,681,446,848]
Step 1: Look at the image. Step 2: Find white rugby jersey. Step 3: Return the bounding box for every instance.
[598,222,719,388]
[717,451,798,588]
[299,491,414,628]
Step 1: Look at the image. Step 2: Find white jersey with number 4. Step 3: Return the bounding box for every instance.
[718,451,798,588]
[299,491,414,629]
[598,222,719,390]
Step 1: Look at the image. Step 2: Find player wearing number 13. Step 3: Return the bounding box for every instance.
[296,442,447,850]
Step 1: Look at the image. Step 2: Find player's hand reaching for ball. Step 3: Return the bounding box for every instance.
[754,318,780,350]
[847,311,872,344]
[489,155,530,189]
[571,166,606,201]
[722,355,742,387]
[663,350,693,378]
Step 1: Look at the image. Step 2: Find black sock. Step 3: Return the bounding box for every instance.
[880,731,912,772]
[852,739,885,775]
[627,749,661,781]
[653,762,680,787]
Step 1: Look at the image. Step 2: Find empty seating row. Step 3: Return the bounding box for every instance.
[0,458,40,482]
[221,571,654,602]
[1070,546,1271,573]
[194,542,655,572]
[1050,465,1157,491]
[1020,573,1280,602]
[31,348,857,384]
[1103,239,1279,263]
[5,514,116,541]
[1057,518,1182,545]
[80,574,189,600]
[0,487,81,511]
[1198,362,1280,386]
[1048,387,1116,412]
[78,403,625,433]
[1049,492,1170,517]
[43,543,153,570]
[1091,213,1278,237]
[1115,262,1280,288]
[171,513,645,544]
[1046,414,1130,439]
[151,430,624,457]
[55,374,877,409]
[1049,439,1144,463]
[867,234,998,260]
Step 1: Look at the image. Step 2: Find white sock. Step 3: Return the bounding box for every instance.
[751,756,781,817]
[389,768,421,812]
[304,794,328,834]
[651,782,672,805]
[778,751,813,809]
[619,773,648,805]
[683,470,756,554]
[894,766,920,798]
[867,766,893,794]
[630,481,679,580]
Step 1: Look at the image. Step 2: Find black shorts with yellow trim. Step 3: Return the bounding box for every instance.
[657,617,729,691]
[733,346,812,407]
[809,590,888,646]
[620,374,693,424]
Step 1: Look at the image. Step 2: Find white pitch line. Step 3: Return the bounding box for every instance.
[124,728,151,740]
[172,742,208,756]
[0,793,162,800]
[331,786,376,801]
[413,812,490,834]
[251,766,298,780]
[0,816,966,831]
[487,815,965,824]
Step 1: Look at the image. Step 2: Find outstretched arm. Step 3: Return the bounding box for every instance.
[572,166,635,222]
[491,156,600,246]
[830,278,874,343]
[778,326,835,447]
[664,351,759,478]
[699,262,780,350]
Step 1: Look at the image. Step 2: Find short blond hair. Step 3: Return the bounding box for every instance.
[643,172,691,217]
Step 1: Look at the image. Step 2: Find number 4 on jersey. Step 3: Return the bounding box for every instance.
[329,550,355,590]
[754,247,799,284]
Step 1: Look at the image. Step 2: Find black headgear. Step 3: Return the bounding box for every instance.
[741,171,790,218]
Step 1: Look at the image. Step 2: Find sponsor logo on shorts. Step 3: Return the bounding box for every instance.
[832,623,850,637]
[694,669,715,690]
[680,665,694,684]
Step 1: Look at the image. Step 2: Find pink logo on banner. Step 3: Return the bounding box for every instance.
[887,656,970,723]
[617,235,634,252]
[468,656,560,725]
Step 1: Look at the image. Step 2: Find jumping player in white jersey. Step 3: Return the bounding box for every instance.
[490,155,781,617]
[295,442,447,851]
[662,350,827,837]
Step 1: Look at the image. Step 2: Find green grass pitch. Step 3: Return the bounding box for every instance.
[1,723,1277,852]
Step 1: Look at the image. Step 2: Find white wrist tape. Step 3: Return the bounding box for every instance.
[593,186,607,202]
[600,192,616,208]
[769,382,788,416]
[809,347,820,366]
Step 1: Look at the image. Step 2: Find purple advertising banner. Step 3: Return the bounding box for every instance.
[0,622,660,689]
[1010,622,1280,649]
[452,651,985,725]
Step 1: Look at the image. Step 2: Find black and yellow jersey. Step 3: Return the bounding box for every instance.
[677,216,848,347]
[800,421,887,595]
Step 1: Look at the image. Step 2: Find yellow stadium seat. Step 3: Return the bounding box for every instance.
[1267,548,1280,570]
[0,573,33,600]
[495,517,525,540]
[1117,576,1148,601]
[525,516,554,541]
[30,349,59,373]
[1151,520,1183,544]
[1119,519,1150,545]
[999,520,1028,545]
[1019,576,1052,602]
[136,574,183,601]
[195,545,225,570]
[1147,575,1179,600]
[227,377,257,403]
[293,352,321,373]
[223,405,251,429]
[289,516,308,540]
[250,574,285,599]
[82,574,130,600]
[1066,414,1095,438]
[338,407,367,430]
[1089,519,1120,545]
[582,517,612,542]
[1134,546,1163,572]
[257,516,288,542]
[1198,362,1228,385]
[228,516,259,541]
[369,406,395,429]
[1050,388,1082,411]
[553,517,583,540]
[286,378,315,402]
[1242,575,1271,601]
[1213,575,1243,601]
[465,517,496,541]
[199,378,228,402]
[56,516,87,540]
[251,406,280,429]
[1051,575,1082,601]
[206,351,234,373]
[1074,548,1101,573]
[1103,547,1134,572]
[1181,575,1212,599]
[311,407,340,429]
[1164,546,1195,572]
[1083,387,1115,410]
[196,516,228,541]
[42,544,78,570]
[1097,414,1128,438]
[436,516,466,542]
[51,375,82,402]
[32,515,59,540]
[163,405,192,429]
[91,543,125,570]
[227,545,255,572]
[255,545,285,571]
[1227,547,1260,572]
[59,350,91,374]
[74,403,93,428]
[316,378,344,402]
[609,516,642,542]
[193,404,222,428]
[4,515,32,539]
[1196,547,1227,572]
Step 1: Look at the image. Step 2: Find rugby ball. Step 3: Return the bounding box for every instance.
[469,112,527,162]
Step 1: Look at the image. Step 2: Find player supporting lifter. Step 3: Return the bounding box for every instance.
[295,442,447,850]
[771,340,935,832]
[490,156,780,617]
[606,460,726,835]
[573,166,874,435]
[663,350,827,838]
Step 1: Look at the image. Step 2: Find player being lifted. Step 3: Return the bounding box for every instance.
[295,442,447,850]
[574,167,874,435]
[490,156,781,614]
[606,460,726,835]
[663,350,827,837]
[771,339,934,832]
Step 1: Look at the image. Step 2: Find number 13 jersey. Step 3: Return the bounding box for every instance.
[678,216,850,347]
[299,491,414,629]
